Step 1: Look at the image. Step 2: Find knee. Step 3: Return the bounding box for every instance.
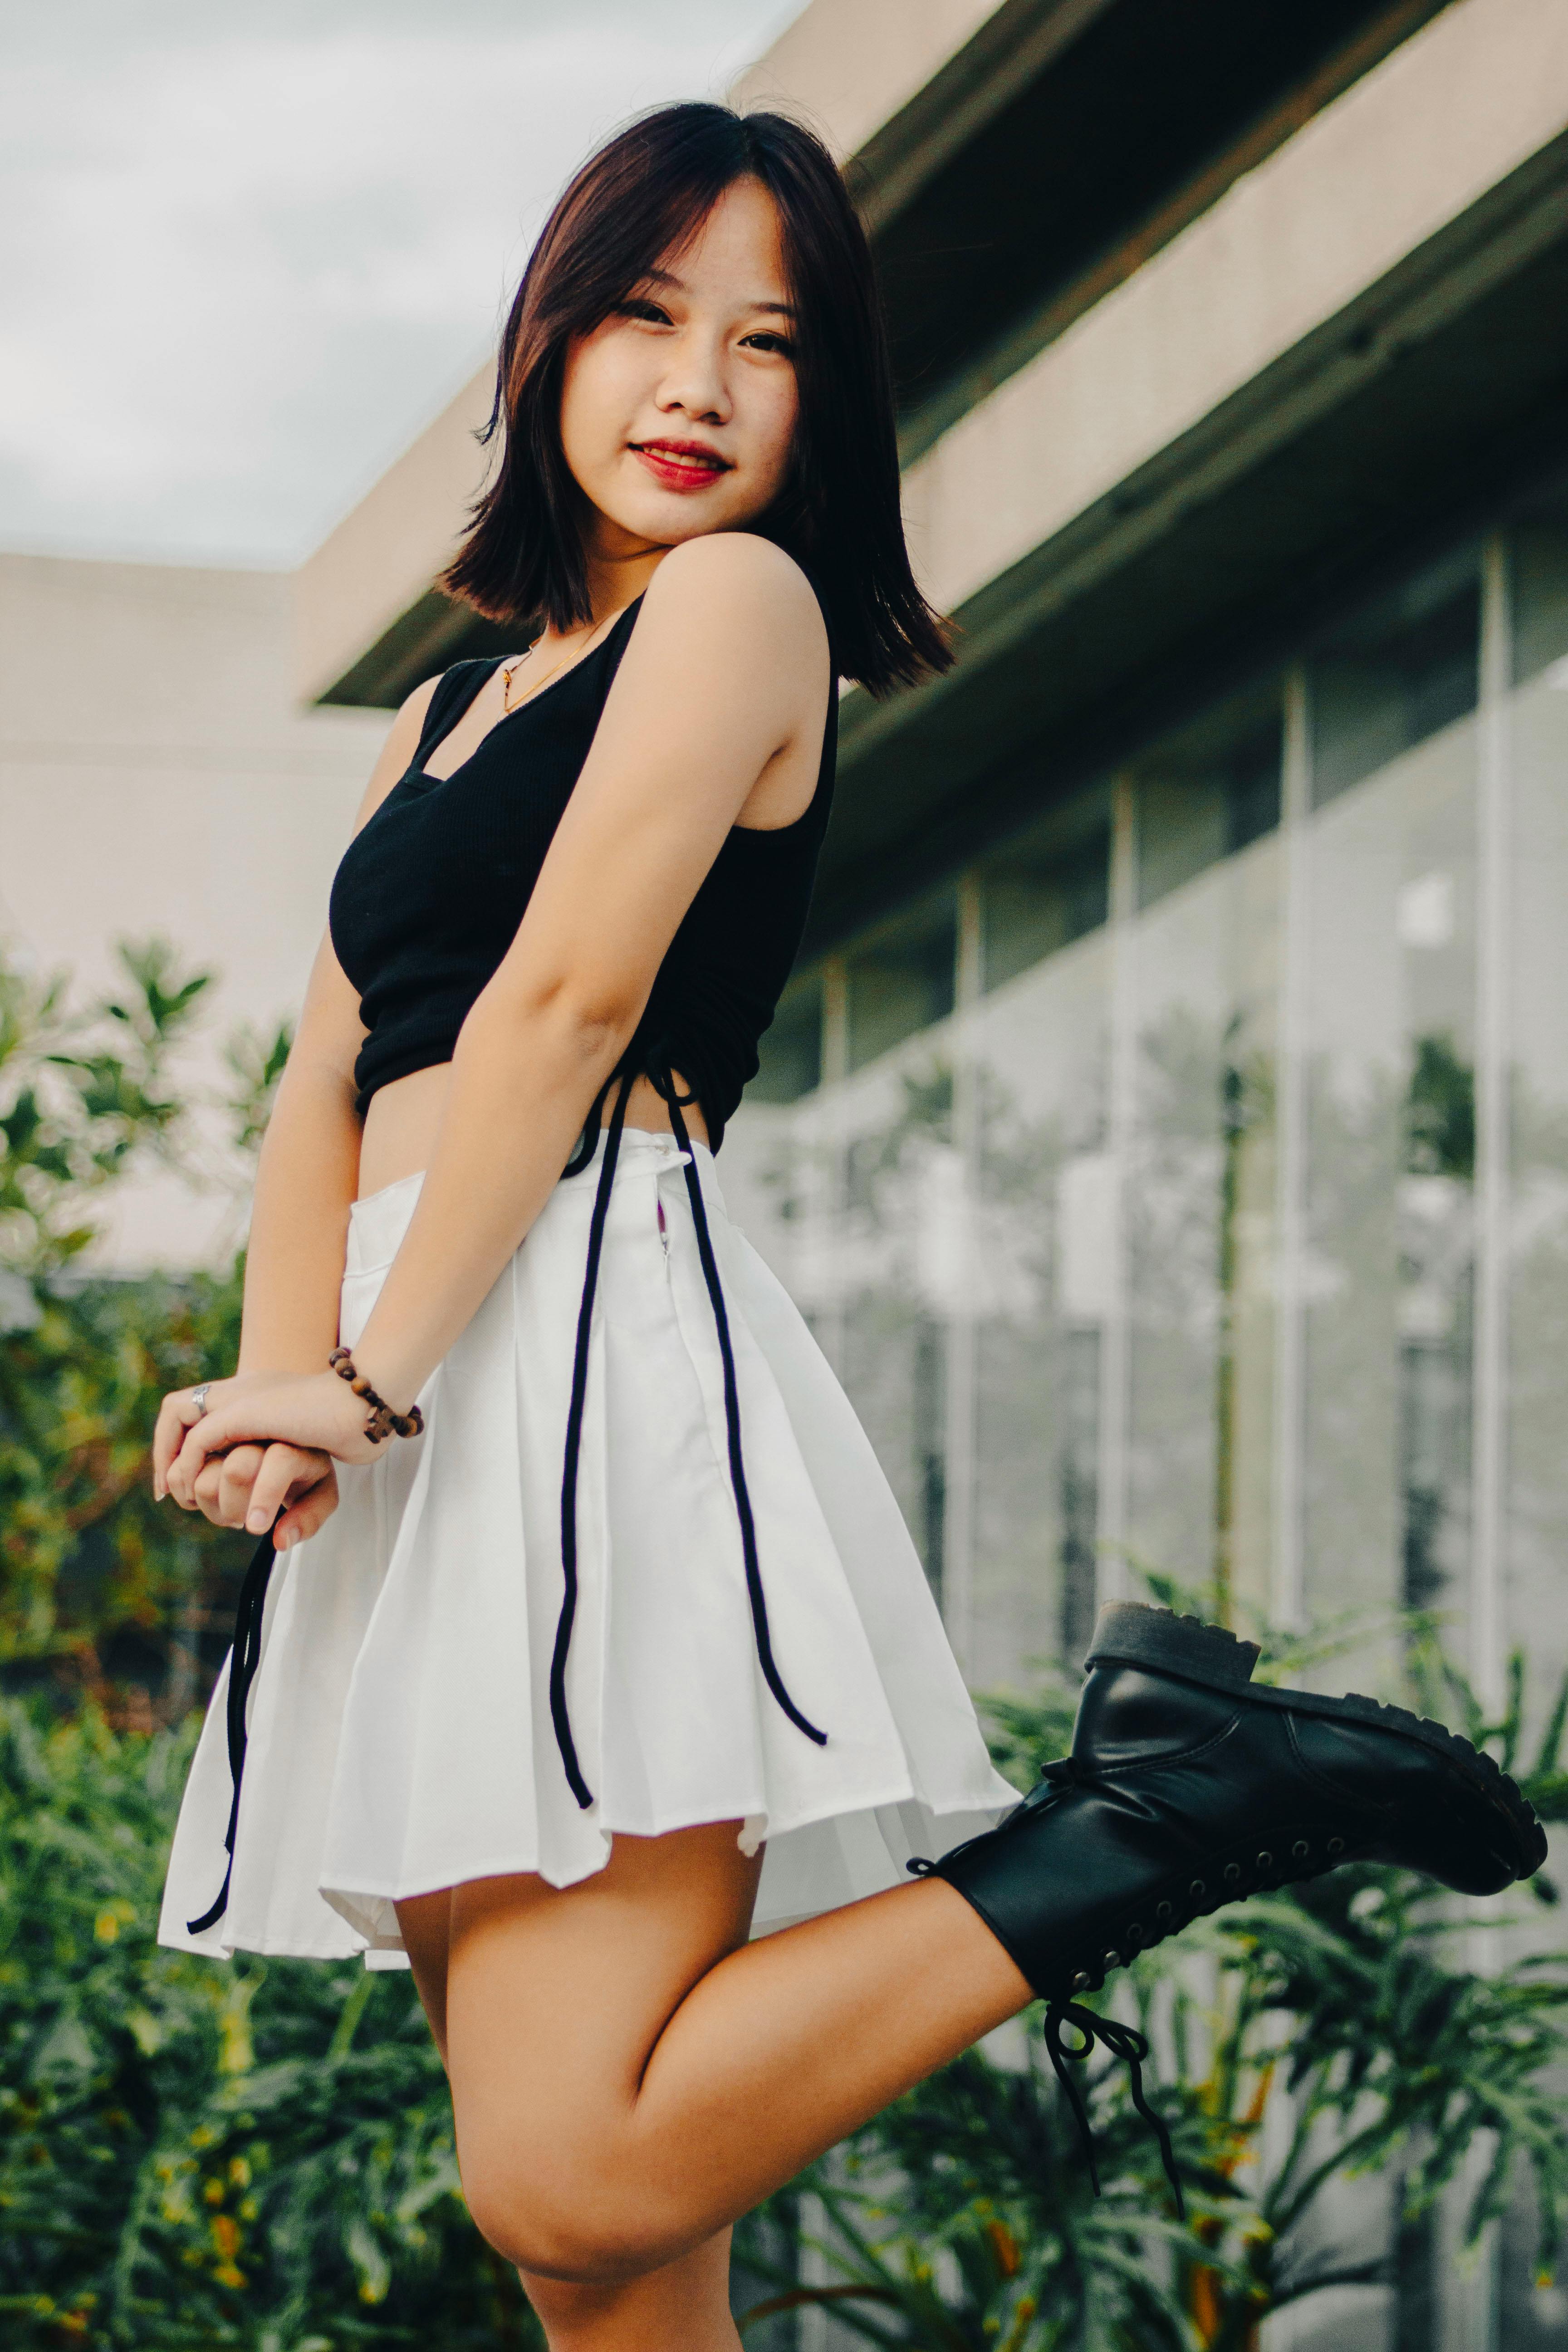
[461,2137,681,2285]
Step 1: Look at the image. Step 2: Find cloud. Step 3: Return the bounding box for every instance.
[0,0,799,564]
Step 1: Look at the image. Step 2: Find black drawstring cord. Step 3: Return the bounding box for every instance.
[1044,2000,1185,2217]
[186,1520,281,1934]
[552,1059,828,1806]
[663,1083,827,1755]
[553,1067,635,1809]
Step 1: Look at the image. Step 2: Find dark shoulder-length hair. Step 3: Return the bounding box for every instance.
[440,101,950,696]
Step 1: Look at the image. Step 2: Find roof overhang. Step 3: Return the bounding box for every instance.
[806,0,1568,949]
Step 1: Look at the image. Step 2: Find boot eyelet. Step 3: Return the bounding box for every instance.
[1156,1900,1172,1921]
[1126,1923,1144,1945]
[1256,1851,1272,1869]
[1292,1840,1309,1861]
[1328,1836,1344,1856]
[1190,1880,1205,1899]
[1224,1862,1242,1884]
[1072,1970,1092,1992]
[1102,1949,1122,1971]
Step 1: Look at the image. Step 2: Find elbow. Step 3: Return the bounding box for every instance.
[457,971,640,1087]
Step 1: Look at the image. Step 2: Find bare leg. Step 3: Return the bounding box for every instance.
[399,1849,750,2346]
[398,1818,1029,2302]
[521,2232,741,2352]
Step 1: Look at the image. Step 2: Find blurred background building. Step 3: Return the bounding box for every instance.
[6,2,1568,2337]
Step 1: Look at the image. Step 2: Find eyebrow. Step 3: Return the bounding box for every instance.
[644,265,794,317]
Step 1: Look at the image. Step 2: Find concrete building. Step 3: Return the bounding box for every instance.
[6,1,1568,2337]
[0,555,388,1264]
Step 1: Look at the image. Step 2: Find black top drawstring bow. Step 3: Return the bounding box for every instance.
[554,1060,827,1808]
[186,1520,280,1934]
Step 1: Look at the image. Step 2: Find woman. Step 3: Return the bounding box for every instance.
[154,104,1543,2349]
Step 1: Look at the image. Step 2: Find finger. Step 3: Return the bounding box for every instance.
[245,1443,309,1535]
[166,1415,236,1505]
[275,1464,338,1551]
[152,1392,206,1498]
[192,1457,231,1527]
[167,1404,282,1501]
[217,1445,266,1526]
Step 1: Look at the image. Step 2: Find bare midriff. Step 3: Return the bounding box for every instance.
[356,1061,710,1200]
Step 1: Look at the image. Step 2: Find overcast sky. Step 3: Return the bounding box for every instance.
[0,0,799,568]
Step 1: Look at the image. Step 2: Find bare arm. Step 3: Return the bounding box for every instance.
[163,535,828,1494]
[152,680,436,1525]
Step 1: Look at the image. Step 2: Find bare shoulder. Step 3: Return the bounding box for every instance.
[642,534,827,665]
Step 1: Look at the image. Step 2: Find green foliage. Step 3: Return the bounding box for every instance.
[0,938,288,1675]
[0,1695,540,2349]
[739,2020,1221,2350]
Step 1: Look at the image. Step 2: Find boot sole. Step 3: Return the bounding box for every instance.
[1088,1602,1548,1880]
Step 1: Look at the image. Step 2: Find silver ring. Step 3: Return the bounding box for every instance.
[190,1383,211,1419]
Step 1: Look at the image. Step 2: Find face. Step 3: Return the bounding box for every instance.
[559,176,800,565]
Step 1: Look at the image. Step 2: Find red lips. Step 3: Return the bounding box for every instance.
[630,439,731,492]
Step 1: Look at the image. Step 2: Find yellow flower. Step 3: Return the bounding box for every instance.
[93,1911,119,1944]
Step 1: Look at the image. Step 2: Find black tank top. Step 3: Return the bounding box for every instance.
[328,592,836,1147]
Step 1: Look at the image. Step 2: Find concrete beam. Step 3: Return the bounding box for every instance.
[293,367,492,709]
[898,0,1568,624]
[730,0,1007,163]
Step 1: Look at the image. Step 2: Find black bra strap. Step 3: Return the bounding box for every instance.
[186,1523,280,1934]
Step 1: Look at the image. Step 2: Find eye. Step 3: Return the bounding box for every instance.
[615,297,671,327]
[741,330,795,358]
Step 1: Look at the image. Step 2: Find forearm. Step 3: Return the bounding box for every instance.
[348,987,628,1410]
[237,1057,363,1374]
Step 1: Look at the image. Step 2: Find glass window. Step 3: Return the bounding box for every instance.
[845,896,957,1072]
[750,977,822,1102]
[1299,559,1478,1637]
[980,785,1111,992]
[1133,679,1282,909]
[1505,490,1568,1720]
[1309,550,1479,807]
[969,936,1112,1682]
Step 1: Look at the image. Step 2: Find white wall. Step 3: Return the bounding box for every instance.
[0,551,388,1268]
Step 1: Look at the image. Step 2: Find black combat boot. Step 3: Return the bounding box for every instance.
[918,1601,1547,2208]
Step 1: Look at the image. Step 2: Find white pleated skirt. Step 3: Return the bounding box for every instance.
[159,1129,1016,1967]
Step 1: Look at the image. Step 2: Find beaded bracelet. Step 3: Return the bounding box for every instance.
[328,1347,425,1445]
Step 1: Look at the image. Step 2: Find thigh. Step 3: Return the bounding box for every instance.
[448,1820,761,2122]
[397,1884,454,2066]
[439,1821,761,2267]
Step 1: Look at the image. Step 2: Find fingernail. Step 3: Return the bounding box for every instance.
[248,1511,268,1532]
[278,1528,297,1551]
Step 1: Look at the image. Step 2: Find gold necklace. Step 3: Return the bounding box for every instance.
[500,606,624,715]
[500,636,545,714]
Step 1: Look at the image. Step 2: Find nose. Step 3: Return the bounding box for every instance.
[655,326,731,427]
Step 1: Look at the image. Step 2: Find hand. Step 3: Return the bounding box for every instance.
[152,1371,296,1501]
[190,1441,340,1549]
[161,1369,392,1512]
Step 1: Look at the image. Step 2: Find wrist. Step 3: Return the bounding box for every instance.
[328,1347,424,1445]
